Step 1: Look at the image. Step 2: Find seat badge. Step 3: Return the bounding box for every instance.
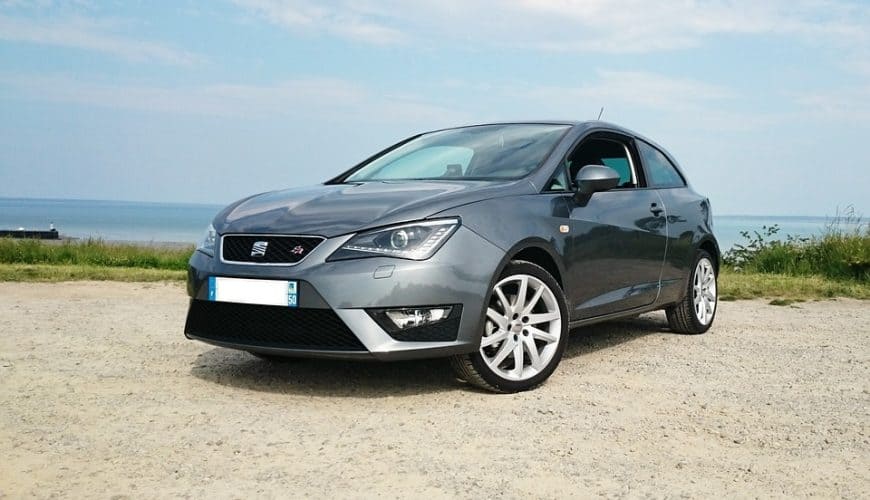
[251,241,269,257]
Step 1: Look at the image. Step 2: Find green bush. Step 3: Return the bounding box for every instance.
[0,238,194,270]
[724,207,869,282]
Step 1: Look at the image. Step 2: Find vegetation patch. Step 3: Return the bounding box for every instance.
[0,263,186,282]
[723,207,869,282]
[0,238,193,270]
[718,270,869,300]
[721,206,869,300]
[1,214,869,302]
[768,298,795,306]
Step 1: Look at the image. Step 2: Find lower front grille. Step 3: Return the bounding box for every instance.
[185,300,366,351]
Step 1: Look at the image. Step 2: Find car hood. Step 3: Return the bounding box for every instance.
[214,180,533,237]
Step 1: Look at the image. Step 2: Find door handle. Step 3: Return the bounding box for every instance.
[650,203,663,217]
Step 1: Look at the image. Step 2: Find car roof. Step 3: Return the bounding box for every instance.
[430,120,675,160]
[427,120,637,136]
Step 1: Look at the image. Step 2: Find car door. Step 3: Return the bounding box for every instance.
[560,132,667,319]
[635,138,705,303]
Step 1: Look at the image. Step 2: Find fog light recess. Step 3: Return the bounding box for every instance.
[366,305,462,342]
[385,307,452,330]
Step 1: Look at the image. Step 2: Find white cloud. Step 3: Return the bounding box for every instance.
[433,70,800,134]
[839,54,870,77]
[0,14,204,65]
[4,67,858,134]
[0,68,744,129]
[233,0,406,45]
[440,70,735,118]
[0,73,470,125]
[232,0,870,53]
[526,70,735,109]
[792,86,870,122]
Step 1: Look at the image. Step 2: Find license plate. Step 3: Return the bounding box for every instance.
[208,277,298,307]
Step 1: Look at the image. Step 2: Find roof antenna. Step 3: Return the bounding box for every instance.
[597,106,605,120]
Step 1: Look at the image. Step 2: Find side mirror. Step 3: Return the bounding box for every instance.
[574,165,620,195]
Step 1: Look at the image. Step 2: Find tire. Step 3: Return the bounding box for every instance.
[451,260,569,393]
[666,250,718,334]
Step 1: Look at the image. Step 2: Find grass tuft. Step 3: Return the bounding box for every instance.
[768,298,794,306]
[0,238,193,270]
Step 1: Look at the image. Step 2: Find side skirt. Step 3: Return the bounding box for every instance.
[568,302,665,329]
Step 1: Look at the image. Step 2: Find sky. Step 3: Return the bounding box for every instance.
[1,0,868,216]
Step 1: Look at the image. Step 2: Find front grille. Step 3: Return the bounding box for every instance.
[221,235,323,264]
[185,300,366,351]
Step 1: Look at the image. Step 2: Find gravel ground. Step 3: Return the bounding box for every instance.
[1,282,868,498]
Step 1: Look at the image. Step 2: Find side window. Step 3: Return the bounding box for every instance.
[637,140,685,188]
[599,156,631,185]
[567,137,636,188]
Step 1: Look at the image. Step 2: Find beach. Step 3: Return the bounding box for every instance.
[1,282,867,497]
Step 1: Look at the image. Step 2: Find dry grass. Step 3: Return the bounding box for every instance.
[0,264,185,282]
[718,270,869,300]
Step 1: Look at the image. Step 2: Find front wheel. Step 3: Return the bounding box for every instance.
[451,261,569,393]
[666,250,718,334]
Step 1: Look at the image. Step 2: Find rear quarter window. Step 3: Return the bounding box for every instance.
[637,140,685,188]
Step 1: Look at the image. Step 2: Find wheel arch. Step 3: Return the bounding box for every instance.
[468,238,569,347]
[697,236,721,273]
[500,238,566,289]
[510,245,564,289]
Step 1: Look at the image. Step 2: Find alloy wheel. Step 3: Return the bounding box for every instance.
[693,257,717,325]
[480,274,562,381]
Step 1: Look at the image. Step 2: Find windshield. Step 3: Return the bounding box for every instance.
[345,124,570,182]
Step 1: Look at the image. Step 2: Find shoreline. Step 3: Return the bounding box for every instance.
[22,237,196,250]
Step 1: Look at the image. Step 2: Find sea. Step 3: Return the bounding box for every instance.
[0,197,860,251]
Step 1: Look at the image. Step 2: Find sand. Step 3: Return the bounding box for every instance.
[1,282,868,498]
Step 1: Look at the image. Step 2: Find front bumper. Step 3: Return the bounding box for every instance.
[184,226,504,361]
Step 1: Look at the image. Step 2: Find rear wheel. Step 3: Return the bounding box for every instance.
[666,250,717,334]
[451,261,568,393]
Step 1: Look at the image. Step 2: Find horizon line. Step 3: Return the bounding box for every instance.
[0,195,862,220]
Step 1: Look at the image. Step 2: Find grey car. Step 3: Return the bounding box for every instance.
[184,121,719,392]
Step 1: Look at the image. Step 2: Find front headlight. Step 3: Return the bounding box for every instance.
[196,223,217,257]
[328,218,460,261]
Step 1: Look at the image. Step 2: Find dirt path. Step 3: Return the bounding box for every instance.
[1,282,868,498]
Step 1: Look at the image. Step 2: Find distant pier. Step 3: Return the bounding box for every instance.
[0,223,61,240]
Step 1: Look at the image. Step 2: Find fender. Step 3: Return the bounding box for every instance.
[467,237,569,347]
